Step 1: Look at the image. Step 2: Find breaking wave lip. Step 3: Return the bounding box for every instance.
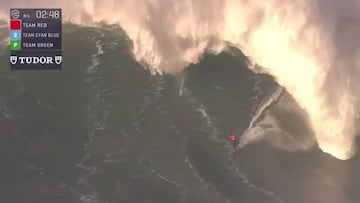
[108,0,360,160]
[238,86,284,148]
[1,0,360,160]
[239,87,318,152]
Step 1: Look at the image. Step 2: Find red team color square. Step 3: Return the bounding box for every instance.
[10,20,21,30]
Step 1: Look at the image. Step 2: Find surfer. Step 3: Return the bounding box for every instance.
[228,132,239,152]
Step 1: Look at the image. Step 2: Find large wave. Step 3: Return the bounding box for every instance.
[2,0,360,160]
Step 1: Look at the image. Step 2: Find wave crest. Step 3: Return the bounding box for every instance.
[1,0,360,159]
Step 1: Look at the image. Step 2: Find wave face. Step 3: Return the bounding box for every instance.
[2,0,360,159]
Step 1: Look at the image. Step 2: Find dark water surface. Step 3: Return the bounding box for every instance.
[0,25,360,203]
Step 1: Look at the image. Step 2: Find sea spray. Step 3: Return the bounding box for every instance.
[238,86,284,148]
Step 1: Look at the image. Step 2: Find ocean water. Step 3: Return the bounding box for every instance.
[0,23,360,203]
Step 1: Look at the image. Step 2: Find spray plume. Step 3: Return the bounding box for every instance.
[1,0,360,159]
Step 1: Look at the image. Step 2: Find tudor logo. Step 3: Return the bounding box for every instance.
[55,56,62,65]
[10,55,63,66]
[10,55,17,64]
[18,56,54,64]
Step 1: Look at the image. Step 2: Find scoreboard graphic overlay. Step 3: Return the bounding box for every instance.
[10,9,62,70]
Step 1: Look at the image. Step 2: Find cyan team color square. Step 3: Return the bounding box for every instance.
[10,30,21,40]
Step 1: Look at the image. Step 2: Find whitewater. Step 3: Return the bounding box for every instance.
[1,0,360,160]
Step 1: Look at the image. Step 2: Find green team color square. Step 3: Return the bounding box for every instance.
[10,40,21,51]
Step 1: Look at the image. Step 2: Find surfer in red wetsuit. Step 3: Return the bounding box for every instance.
[228,132,239,152]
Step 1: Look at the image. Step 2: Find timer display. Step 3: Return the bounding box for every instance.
[35,10,60,19]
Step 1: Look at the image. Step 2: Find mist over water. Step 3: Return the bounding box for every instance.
[2,0,360,160]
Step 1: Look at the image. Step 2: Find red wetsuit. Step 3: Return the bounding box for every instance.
[228,133,239,150]
[228,133,236,141]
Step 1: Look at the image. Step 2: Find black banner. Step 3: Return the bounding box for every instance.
[10,9,62,70]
